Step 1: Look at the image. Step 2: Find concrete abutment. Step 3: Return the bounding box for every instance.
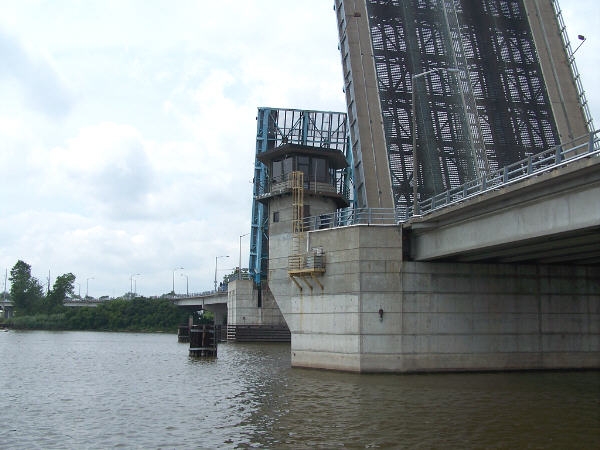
[226,279,290,342]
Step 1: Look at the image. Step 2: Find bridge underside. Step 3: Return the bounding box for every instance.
[408,157,600,264]
[444,226,600,265]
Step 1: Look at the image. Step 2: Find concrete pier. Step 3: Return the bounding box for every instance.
[226,279,289,341]
[269,223,599,372]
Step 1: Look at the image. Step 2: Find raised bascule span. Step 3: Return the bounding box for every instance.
[230,0,599,372]
[338,0,591,212]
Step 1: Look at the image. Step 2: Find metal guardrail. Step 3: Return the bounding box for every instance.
[257,174,351,203]
[415,130,599,217]
[301,130,599,229]
[171,288,228,300]
[301,207,401,231]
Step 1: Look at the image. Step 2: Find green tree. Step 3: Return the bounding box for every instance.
[46,273,75,313]
[9,260,43,315]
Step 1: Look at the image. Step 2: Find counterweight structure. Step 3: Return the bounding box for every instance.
[249,108,353,284]
[336,0,592,211]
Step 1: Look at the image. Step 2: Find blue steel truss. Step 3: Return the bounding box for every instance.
[249,107,353,284]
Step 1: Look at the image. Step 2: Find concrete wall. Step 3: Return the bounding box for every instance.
[227,279,286,327]
[202,303,227,326]
[289,225,403,372]
[397,262,599,372]
[268,221,599,373]
[267,192,346,322]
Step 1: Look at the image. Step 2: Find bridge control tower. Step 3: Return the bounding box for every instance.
[249,108,353,286]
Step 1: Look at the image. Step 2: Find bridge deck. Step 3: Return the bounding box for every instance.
[406,156,600,265]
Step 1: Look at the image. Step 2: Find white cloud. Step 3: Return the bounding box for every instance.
[27,122,155,220]
[0,28,74,117]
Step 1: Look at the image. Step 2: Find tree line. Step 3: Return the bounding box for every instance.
[9,260,75,315]
[4,260,191,332]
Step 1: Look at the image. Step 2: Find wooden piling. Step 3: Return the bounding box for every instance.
[189,324,217,357]
[177,325,190,343]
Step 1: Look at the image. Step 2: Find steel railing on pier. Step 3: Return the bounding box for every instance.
[301,207,401,231]
[257,174,350,203]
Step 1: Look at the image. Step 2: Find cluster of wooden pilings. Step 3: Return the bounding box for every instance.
[188,324,217,358]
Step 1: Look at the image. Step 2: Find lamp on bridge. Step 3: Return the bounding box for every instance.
[180,272,189,296]
[214,255,229,292]
[86,277,94,299]
[129,273,140,298]
[172,267,184,295]
[239,233,250,280]
[571,34,586,61]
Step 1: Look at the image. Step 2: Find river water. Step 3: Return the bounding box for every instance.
[0,331,598,448]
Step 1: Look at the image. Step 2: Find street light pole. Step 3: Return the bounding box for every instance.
[172,267,184,294]
[411,67,459,217]
[181,273,189,296]
[86,277,94,298]
[239,233,250,280]
[130,273,140,298]
[214,255,229,291]
[570,35,586,61]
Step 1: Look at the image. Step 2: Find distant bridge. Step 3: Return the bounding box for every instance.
[171,290,228,325]
[0,299,13,319]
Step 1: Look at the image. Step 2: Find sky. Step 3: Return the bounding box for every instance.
[1,0,598,298]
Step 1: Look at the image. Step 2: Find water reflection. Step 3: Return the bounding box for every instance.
[234,347,600,448]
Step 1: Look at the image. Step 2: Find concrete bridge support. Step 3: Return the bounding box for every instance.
[226,279,289,341]
[227,279,286,328]
[268,224,599,373]
[202,303,227,327]
[1,303,13,319]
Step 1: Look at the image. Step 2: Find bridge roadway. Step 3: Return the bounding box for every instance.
[2,293,229,314]
[406,154,600,264]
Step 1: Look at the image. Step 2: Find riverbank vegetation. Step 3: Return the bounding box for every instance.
[6,297,189,332]
[2,260,191,332]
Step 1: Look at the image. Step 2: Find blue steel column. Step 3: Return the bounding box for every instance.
[249,108,270,284]
[301,111,309,146]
